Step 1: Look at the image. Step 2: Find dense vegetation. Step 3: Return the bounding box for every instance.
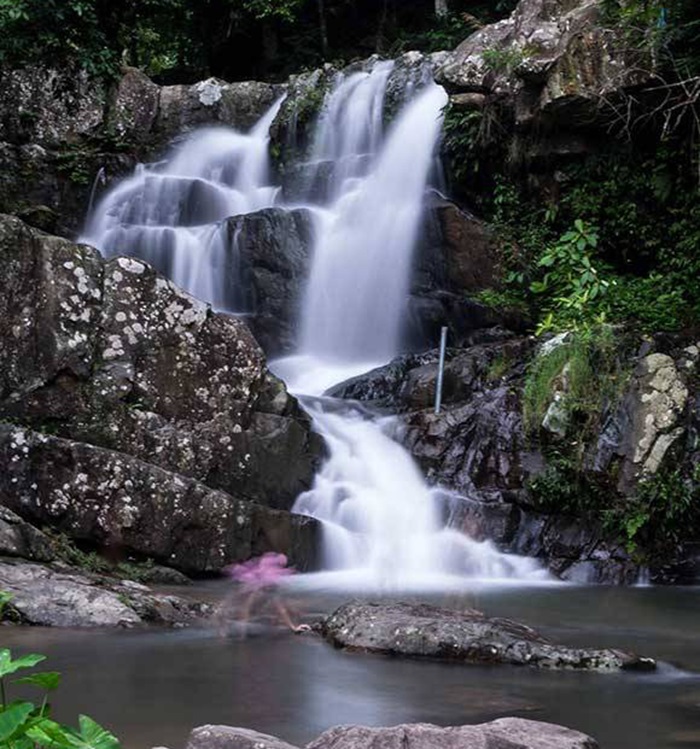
[444,0,700,337]
[0,0,516,81]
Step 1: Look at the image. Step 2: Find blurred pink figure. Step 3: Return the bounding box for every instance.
[222,552,309,634]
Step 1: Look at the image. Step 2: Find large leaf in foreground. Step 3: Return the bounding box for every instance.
[0,649,46,678]
[15,671,62,691]
[0,701,34,742]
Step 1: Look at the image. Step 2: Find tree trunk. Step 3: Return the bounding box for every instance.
[435,0,449,18]
[376,0,389,53]
[317,0,329,59]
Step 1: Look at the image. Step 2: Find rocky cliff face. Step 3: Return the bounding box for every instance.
[0,214,321,574]
[330,329,700,584]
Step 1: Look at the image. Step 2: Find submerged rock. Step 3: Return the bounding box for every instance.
[320,601,656,672]
[0,559,209,628]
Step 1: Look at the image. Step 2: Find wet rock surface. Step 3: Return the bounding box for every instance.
[0,214,321,572]
[330,331,699,583]
[0,559,209,628]
[308,720,598,749]
[223,208,314,356]
[186,727,300,749]
[319,601,656,672]
[183,720,599,749]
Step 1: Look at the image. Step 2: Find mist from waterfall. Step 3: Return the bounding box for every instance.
[83,59,548,591]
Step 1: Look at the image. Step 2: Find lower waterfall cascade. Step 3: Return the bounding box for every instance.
[83,58,549,590]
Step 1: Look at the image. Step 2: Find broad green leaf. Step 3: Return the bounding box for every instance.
[75,715,121,749]
[0,701,33,741]
[0,650,46,678]
[26,717,79,749]
[15,671,61,691]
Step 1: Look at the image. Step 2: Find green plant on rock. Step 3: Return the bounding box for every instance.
[530,220,612,333]
[527,450,608,516]
[603,464,700,555]
[45,531,156,583]
[482,46,524,74]
[0,597,121,748]
[522,325,624,438]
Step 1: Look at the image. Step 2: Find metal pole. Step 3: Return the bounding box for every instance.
[434,326,448,415]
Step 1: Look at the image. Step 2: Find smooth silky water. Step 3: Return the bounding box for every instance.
[69,57,700,748]
[3,585,700,749]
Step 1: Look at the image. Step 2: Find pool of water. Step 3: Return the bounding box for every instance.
[2,583,699,749]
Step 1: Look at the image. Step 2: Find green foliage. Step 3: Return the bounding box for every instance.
[45,532,155,583]
[482,46,524,74]
[603,465,700,554]
[485,352,511,382]
[523,326,624,437]
[0,624,121,749]
[529,220,612,333]
[527,451,607,516]
[442,105,485,185]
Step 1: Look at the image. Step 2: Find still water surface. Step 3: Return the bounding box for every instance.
[2,584,699,749]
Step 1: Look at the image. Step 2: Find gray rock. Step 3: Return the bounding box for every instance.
[0,560,210,628]
[0,214,322,516]
[0,424,319,575]
[0,507,54,562]
[437,0,651,125]
[320,601,655,671]
[186,726,300,749]
[223,208,314,356]
[308,720,598,749]
[156,79,283,142]
[587,348,696,495]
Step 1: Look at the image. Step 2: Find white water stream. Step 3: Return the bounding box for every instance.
[84,60,547,590]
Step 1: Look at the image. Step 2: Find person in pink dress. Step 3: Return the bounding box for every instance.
[220,552,310,635]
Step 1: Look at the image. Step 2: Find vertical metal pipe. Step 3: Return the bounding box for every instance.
[434,326,448,415]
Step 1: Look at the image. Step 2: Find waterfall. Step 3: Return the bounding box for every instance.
[80,98,284,311]
[84,59,548,590]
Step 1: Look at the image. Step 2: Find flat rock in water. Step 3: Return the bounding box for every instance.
[0,560,210,628]
[183,720,598,749]
[319,601,656,672]
[186,726,301,749]
[308,721,598,749]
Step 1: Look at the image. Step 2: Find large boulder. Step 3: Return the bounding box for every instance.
[591,349,697,493]
[308,721,598,749]
[0,425,318,574]
[319,601,655,671]
[223,208,314,356]
[0,214,321,571]
[183,720,599,749]
[438,0,652,129]
[0,507,55,562]
[186,727,299,749]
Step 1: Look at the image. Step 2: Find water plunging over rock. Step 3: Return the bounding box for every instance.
[81,57,548,591]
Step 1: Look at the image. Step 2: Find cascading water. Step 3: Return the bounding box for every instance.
[81,99,284,311]
[84,58,548,590]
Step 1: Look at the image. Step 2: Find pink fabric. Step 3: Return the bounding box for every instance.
[225,552,295,590]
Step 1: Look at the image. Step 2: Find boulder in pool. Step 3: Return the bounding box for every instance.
[186,726,300,749]
[319,601,656,672]
[183,720,599,749]
[308,721,598,749]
